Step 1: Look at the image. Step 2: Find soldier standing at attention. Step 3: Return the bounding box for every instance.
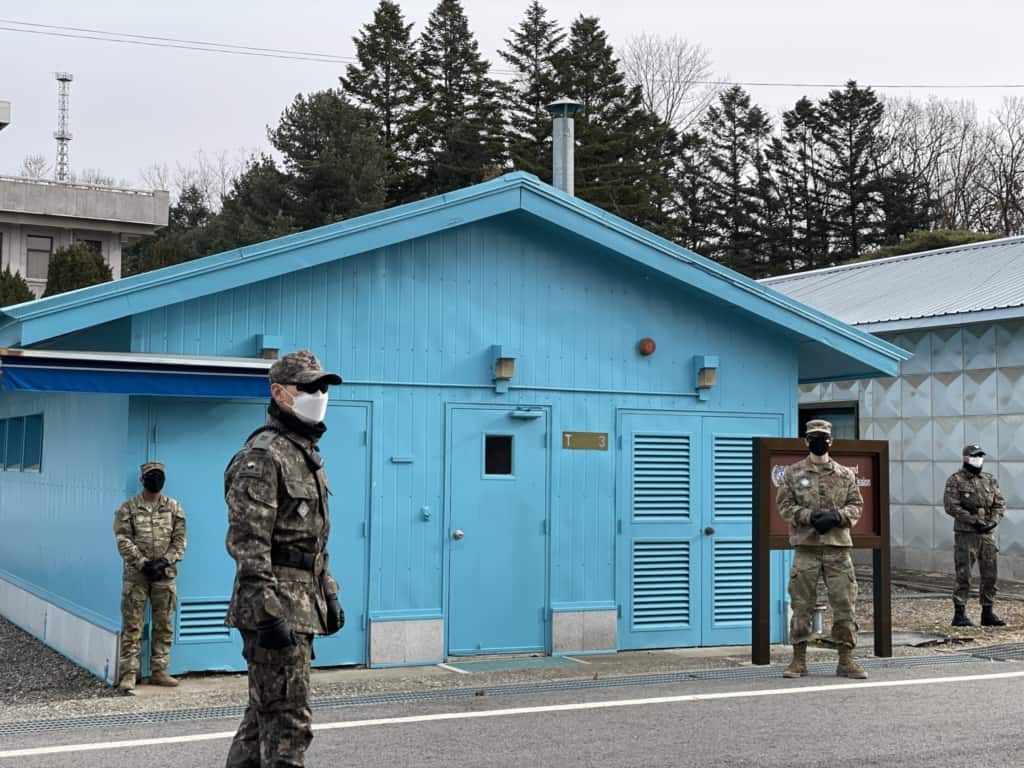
[113,461,186,693]
[777,419,867,680]
[224,350,345,768]
[944,443,1007,628]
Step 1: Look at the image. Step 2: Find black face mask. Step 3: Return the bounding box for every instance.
[143,471,165,493]
[808,434,830,456]
[963,461,982,476]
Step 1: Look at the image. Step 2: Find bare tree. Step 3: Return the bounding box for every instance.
[979,97,1024,235]
[620,33,720,132]
[19,154,52,179]
[939,101,989,231]
[139,162,171,193]
[138,148,251,210]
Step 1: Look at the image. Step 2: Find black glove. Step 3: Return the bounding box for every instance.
[154,558,169,580]
[810,510,841,535]
[141,560,162,581]
[256,617,296,650]
[325,595,345,635]
[974,520,997,533]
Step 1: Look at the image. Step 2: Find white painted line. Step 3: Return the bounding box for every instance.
[3,669,1023,759]
[436,663,471,675]
[564,656,591,665]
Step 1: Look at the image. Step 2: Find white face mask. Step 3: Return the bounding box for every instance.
[967,456,985,469]
[289,390,329,425]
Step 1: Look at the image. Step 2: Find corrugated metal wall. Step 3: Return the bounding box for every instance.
[800,319,1024,578]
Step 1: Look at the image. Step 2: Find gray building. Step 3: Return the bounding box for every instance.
[0,175,169,296]
[764,235,1024,579]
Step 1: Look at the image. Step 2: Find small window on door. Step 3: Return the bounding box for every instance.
[484,434,513,476]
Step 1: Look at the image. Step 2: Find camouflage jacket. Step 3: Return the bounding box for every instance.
[944,468,1005,533]
[113,493,186,583]
[777,457,863,547]
[224,414,339,635]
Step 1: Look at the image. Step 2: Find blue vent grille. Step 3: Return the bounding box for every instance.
[632,434,690,519]
[177,599,231,642]
[713,436,753,519]
[713,540,752,624]
[631,540,690,627]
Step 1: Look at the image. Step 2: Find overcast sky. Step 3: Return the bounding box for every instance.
[1,0,1021,189]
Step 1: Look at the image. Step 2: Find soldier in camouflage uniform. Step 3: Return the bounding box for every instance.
[944,443,1007,628]
[777,419,867,680]
[224,350,345,768]
[113,461,186,693]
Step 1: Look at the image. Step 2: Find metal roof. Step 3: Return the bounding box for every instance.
[761,235,1024,332]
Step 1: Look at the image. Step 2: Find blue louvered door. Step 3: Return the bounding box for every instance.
[617,413,701,650]
[700,417,780,645]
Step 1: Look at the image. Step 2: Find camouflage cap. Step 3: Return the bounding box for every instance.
[962,443,986,457]
[140,461,165,475]
[268,349,342,386]
[805,418,832,436]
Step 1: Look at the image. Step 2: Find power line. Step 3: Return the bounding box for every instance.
[1,19,1023,91]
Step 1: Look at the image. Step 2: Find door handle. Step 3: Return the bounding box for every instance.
[452,529,465,540]
[704,526,715,536]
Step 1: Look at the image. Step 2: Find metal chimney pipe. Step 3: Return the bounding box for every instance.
[545,98,583,195]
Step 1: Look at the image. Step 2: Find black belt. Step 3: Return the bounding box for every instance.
[271,545,315,571]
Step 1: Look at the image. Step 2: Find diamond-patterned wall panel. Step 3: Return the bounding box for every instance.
[964,370,998,416]
[932,418,964,463]
[963,416,998,458]
[996,510,1024,557]
[996,462,1024,508]
[903,461,936,505]
[931,372,964,417]
[902,504,935,549]
[888,458,904,504]
[900,374,931,419]
[998,415,1024,461]
[871,378,902,419]
[891,331,931,375]
[868,418,902,461]
[902,419,933,461]
[831,380,861,403]
[799,383,822,403]
[931,507,954,550]
[934,461,962,510]
[889,505,906,548]
[930,328,963,373]
[997,366,1024,414]
[996,320,1024,367]
[963,323,998,371]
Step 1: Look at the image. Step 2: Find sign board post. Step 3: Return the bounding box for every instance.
[752,438,892,665]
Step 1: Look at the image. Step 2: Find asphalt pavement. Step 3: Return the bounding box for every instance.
[2,658,1021,767]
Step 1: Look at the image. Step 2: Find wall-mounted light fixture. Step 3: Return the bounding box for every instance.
[492,345,517,394]
[256,334,282,360]
[638,337,656,356]
[695,354,719,401]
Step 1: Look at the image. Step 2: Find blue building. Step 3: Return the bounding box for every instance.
[0,173,907,682]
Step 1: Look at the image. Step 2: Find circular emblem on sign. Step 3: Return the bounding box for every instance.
[771,464,787,487]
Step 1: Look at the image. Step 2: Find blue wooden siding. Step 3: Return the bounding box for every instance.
[127,216,798,625]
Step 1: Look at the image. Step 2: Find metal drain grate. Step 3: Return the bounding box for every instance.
[0,653,996,738]
[969,643,1024,661]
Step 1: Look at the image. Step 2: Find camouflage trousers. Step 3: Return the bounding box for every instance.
[954,531,999,606]
[119,577,176,678]
[226,631,314,768]
[788,546,859,648]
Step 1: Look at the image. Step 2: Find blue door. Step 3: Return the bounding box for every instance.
[150,398,370,672]
[617,413,701,650]
[447,406,548,655]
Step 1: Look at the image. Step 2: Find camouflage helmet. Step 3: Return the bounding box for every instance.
[804,418,832,437]
[140,461,165,475]
[268,349,342,386]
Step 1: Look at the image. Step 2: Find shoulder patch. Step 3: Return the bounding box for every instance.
[250,431,278,451]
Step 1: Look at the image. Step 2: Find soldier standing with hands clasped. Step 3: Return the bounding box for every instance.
[777,419,867,680]
[113,461,186,693]
[944,443,1007,628]
[224,350,345,768]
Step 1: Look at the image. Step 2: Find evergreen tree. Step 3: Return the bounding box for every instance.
[0,267,35,306]
[817,81,886,261]
[410,0,508,194]
[670,130,714,254]
[499,0,565,180]
[341,0,419,200]
[876,169,938,246]
[122,184,213,275]
[700,85,773,275]
[42,243,113,297]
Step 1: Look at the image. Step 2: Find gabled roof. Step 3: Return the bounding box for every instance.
[762,235,1024,332]
[0,172,908,381]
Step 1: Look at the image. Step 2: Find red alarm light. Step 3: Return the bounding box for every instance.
[638,337,656,356]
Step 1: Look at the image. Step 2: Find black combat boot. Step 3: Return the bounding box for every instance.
[981,605,1006,626]
[951,604,973,627]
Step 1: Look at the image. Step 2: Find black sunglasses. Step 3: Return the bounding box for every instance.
[291,380,330,394]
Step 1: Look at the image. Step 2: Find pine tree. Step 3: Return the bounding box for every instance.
[0,266,35,306]
[670,130,714,254]
[410,0,508,195]
[42,243,113,297]
[341,0,419,200]
[499,0,565,180]
[817,81,886,261]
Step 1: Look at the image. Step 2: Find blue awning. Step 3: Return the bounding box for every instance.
[0,350,271,398]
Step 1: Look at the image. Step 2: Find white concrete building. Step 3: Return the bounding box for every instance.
[0,175,169,296]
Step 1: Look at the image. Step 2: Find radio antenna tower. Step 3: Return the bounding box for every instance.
[54,72,73,182]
